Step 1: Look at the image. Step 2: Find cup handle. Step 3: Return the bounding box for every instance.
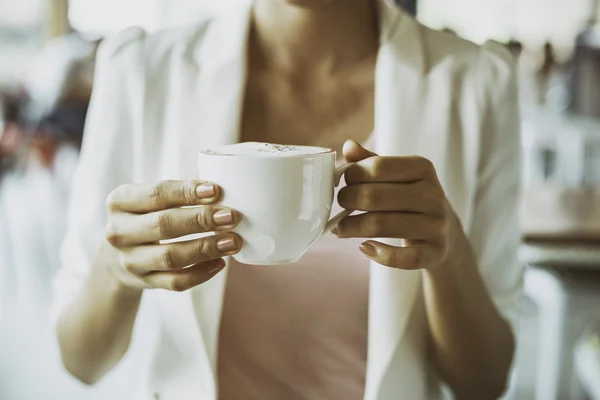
[324,163,354,234]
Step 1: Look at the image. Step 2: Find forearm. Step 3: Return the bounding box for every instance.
[57,243,143,385]
[423,240,515,399]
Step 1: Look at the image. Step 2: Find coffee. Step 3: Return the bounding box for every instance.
[201,142,331,157]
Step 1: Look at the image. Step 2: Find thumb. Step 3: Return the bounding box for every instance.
[342,140,377,163]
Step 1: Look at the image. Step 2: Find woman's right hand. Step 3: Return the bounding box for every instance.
[103,180,241,292]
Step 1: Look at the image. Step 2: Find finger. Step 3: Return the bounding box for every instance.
[359,240,433,270]
[338,181,443,213]
[336,212,441,241]
[345,156,437,185]
[106,180,220,213]
[342,140,378,163]
[143,258,227,292]
[120,233,241,275]
[106,206,239,246]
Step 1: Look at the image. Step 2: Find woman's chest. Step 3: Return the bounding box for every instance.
[239,70,375,153]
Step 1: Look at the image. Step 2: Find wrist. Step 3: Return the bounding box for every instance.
[422,243,471,300]
[105,265,144,301]
[426,227,473,283]
[424,255,461,286]
[96,242,144,300]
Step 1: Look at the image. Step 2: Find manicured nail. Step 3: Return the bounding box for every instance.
[196,183,216,199]
[213,209,234,226]
[360,242,377,257]
[217,235,238,252]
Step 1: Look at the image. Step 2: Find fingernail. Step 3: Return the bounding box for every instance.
[217,235,238,253]
[331,227,339,235]
[360,242,377,257]
[196,183,216,199]
[213,209,234,226]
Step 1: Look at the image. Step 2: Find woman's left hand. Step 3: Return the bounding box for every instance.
[336,140,465,271]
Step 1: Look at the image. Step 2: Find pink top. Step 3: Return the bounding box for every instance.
[218,159,370,400]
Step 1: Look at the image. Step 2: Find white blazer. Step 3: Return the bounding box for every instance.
[52,1,522,399]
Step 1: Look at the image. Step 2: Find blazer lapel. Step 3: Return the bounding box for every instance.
[192,3,252,150]
[173,3,253,397]
[366,4,429,400]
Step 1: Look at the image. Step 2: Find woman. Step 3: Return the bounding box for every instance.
[53,0,522,399]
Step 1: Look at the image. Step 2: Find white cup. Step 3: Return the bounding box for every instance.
[198,143,351,265]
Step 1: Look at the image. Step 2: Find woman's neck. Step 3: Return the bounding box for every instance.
[251,0,379,74]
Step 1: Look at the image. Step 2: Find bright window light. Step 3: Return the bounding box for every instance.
[69,0,246,36]
[419,0,594,47]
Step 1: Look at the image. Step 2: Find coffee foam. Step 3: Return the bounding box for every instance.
[201,142,332,157]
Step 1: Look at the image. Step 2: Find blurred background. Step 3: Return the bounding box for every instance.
[2,0,600,399]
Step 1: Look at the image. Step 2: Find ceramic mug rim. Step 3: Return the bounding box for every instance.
[198,143,335,159]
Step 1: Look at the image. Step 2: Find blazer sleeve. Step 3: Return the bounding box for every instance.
[469,40,523,328]
[50,27,146,324]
